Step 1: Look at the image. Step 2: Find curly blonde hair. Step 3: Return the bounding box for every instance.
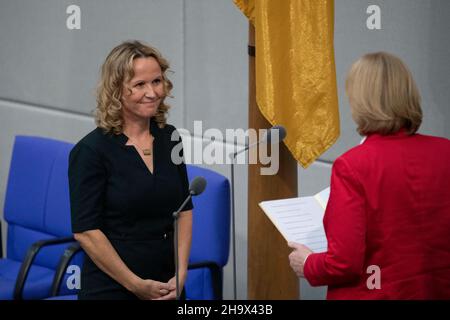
[95,40,173,134]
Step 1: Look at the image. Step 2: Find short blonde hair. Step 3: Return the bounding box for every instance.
[95,40,173,134]
[345,52,422,136]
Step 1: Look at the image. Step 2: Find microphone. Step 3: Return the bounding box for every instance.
[228,125,286,300]
[232,125,287,158]
[173,177,207,219]
[263,125,287,144]
[189,176,207,196]
[173,176,207,300]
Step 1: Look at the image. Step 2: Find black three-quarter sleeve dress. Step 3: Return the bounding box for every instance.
[68,119,193,300]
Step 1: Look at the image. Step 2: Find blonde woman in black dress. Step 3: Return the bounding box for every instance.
[69,41,192,300]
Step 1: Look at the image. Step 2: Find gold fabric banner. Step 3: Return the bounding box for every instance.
[234,0,340,168]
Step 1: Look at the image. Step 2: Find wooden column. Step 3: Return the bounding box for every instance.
[247,24,299,299]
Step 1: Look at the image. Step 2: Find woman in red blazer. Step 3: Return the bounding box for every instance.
[288,52,450,299]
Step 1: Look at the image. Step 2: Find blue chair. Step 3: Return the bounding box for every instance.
[184,165,230,300]
[0,136,83,300]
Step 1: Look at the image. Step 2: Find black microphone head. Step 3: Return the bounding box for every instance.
[265,125,287,144]
[189,176,207,196]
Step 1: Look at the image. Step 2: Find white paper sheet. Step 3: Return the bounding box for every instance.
[259,188,330,253]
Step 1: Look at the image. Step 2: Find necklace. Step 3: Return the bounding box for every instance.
[127,135,153,156]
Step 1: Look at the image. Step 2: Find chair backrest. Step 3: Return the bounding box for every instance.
[185,165,230,299]
[4,136,76,269]
[186,165,230,269]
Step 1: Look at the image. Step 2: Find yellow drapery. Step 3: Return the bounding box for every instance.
[234,0,340,168]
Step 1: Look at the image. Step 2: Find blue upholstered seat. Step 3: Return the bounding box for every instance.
[0,259,54,300]
[0,136,82,300]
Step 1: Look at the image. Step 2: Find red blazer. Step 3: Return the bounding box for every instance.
[304,130,450,299]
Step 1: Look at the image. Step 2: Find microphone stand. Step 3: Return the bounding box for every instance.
[173,193,193,300]
[229,143,254,300]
